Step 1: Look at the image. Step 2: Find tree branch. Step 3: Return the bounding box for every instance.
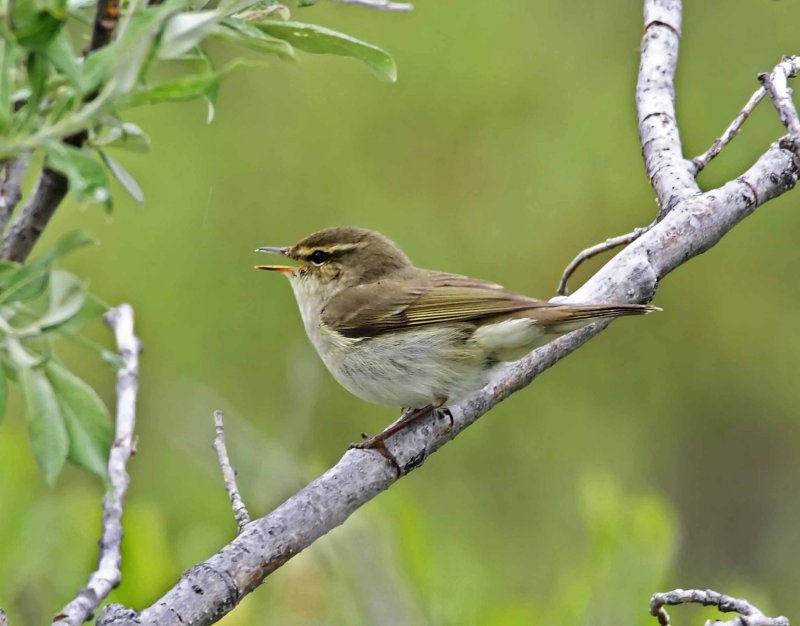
[212,410,251,533]
[637,0,699,214]
[0,168,69,262]
[759,56,800,146]
[96,2,800,623]
[0,156,30,234]
[89,0,121,51]
[650,589,789,626]
[55,304,141,625]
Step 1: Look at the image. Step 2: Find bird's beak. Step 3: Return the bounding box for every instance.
[255,246,296,273]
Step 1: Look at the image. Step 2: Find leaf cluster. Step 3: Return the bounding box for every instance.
[0,0,396,209]
[0,231,114,484]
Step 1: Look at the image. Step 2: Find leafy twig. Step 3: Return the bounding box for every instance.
[54,304,141,626]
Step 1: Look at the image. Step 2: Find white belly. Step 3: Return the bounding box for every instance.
[313,323,495,408]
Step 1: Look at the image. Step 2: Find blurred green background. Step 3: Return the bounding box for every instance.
[2,1,800,624]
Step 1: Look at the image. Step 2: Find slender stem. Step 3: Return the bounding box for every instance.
[212,410,251,533]
[691,87,766,174]
[557,223,653,296]
[55,305,142,626]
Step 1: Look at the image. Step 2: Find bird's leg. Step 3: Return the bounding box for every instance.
[350,404,435,450]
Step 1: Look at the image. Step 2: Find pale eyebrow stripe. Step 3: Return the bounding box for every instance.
[296,242,364,256]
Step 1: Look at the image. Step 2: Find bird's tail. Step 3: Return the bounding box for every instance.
[536,303,660,333]
[551,303,660,321]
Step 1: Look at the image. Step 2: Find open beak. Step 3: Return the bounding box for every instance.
[255,246,296,273]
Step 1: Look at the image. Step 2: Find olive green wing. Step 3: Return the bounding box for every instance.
[321,272,548,339]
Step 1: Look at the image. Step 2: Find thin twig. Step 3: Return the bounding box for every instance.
[650,589,789,626]
[759,55,800,146]
[212,410,251,532]
[557,223,654,296]
[332,0,413,10]
[691,88,766,174]
[0,155,30,235]
[55,304,141,626]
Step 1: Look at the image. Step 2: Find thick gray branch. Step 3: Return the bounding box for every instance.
[637,0,699,213]
[55,305,141,625]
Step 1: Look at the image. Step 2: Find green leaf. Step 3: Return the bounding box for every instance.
[0,263,49,306]
[80,44,116,95]
[38,269,88,330]
[46,361,111,478]
[58,292,107,334]
[0,40,14,133]
[216,17,295,60]
[11,0,68,51]
[0,364,7,422]
[95,0,192,98]
[92,122,151,153]
[158,10,225,60]
[0,230,93,305]
[44,142,111,208]
[99,150,144,203]
[20,366,68,485]
[43,27,81,89]
[26,51,50,112]
[252,20,396,82]
[122,70,220,108]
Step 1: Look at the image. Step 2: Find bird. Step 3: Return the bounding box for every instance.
[256,227,658,449]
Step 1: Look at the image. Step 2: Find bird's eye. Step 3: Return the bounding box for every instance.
[310,250,329,266]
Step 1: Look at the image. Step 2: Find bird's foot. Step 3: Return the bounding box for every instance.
[436,407,454,434]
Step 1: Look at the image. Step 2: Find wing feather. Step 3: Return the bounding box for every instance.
[322,272,549,339]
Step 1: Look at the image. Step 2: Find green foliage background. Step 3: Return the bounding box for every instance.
[2,1,800,624]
